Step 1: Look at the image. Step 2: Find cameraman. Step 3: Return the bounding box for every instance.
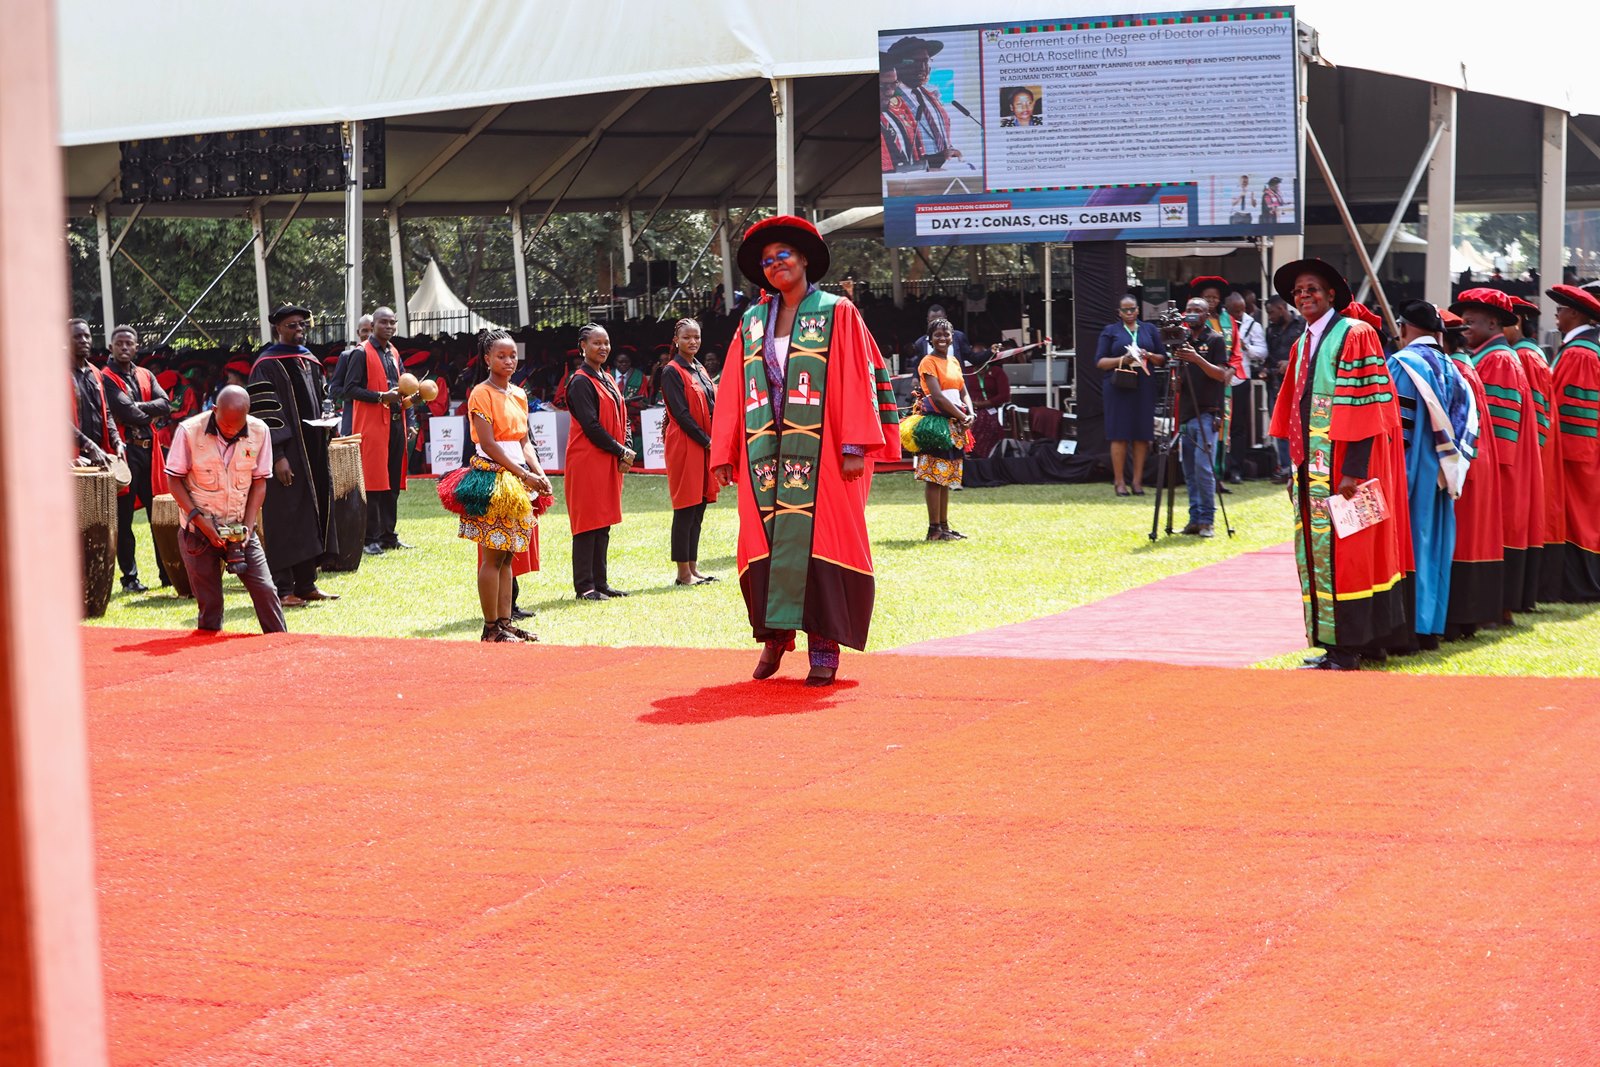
[162,385,286,634]
[1173,297,1232,537]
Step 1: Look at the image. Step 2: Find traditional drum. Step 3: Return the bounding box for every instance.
[149,493,193,598]
[324,434,368,572]
[76,466,117,617]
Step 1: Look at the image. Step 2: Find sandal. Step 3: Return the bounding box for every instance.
[926,525,947,542]
[480,622,518,643]
[498,618,539,643]
[943,526,968,540]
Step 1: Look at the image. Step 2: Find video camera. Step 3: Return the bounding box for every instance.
[1156,301,1207,349]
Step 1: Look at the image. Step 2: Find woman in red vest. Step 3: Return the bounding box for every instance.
[660,317,720,585]
[564,324,634,600]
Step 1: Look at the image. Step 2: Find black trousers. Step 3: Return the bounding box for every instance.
[365,419,405,544]
[116,442,170,585]
[180,528,286,633]
[365,488,399,544]
[571,526,611,594]
[671,503,707,562]
[1227,381,1253,475]
[272,558,321,599]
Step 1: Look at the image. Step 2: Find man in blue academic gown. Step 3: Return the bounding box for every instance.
[1386,300,1473,650]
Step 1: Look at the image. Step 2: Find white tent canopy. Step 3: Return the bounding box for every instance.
[57,0,1598,148]
[407,259,503,335]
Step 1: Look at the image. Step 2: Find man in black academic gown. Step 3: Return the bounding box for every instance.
[250,305,341,608]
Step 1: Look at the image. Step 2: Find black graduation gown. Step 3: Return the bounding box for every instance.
[249,346,340,571]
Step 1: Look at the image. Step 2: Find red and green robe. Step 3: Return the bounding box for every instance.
[1468,336,1541,610]
[1549,326,1600,600]
[1513,338,1566,603]
[1268,311,1410,650]
[709,290,900,650]
[1446,356,1504,628]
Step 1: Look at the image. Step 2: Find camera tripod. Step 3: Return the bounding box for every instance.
[1147,356,1236,541]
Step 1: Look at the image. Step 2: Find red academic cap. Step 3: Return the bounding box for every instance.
[1343,302,1384,331]
[1546,284,1600,320]
[1450,287,1518,327]
[403,351,432,367]
[1189,275,1230,295]
[1439,308,1465,330]
[1509,295,1539,312]
[738,214,831,292]
[223,359,252,376]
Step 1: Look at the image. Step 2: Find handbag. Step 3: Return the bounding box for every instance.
[1112,367,1140,391]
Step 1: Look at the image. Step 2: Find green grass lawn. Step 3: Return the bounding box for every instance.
[89,473,1600,676]
[88,473,1290,649]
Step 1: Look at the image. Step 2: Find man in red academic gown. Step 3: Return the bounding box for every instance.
[1439,308,1504,637]
[331,306,414,555]
[1545,284,1600,600]
[711,215,900,686]
[1451,288,1541,616]
[1507,295,1565,602]
[1268,259,1410,670]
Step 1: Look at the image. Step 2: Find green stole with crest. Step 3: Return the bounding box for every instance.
[739,289,839,630]
[1290,314,1356,643]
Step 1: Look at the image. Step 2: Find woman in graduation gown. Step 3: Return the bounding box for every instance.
[564,324,634,600]
[661,317,720,586]
[710,215,901,687]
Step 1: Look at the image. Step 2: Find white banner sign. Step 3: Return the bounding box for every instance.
[529,410,570,472]
[639,407,667,472]
[913,199,1184,237]
[427,416,466,473]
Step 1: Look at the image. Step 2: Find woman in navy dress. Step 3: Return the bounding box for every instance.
[1095,294,1167,495]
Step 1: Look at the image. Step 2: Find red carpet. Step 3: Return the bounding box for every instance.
[889,542,1307,667]
[87,628,1599,1064]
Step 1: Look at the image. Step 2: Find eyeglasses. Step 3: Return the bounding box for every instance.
[760,250,796,270]
[1289,286,1325,297]
[1118,306,1138,313]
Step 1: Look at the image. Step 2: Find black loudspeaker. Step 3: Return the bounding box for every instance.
[647,260,679,291]
[119,119,385,203]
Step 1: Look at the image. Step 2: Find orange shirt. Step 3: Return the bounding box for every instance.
[468,382,529,445]
[918,353,965,392]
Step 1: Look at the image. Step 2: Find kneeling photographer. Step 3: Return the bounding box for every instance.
[1171,298,1233,537]
[163,385,286,634]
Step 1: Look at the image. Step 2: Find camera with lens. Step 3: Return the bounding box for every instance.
[215,522,251,575]
[1157,301,1209,353]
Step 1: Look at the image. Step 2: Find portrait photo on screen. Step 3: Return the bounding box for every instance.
[999,86,1045,128]
[879,30,985,194]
